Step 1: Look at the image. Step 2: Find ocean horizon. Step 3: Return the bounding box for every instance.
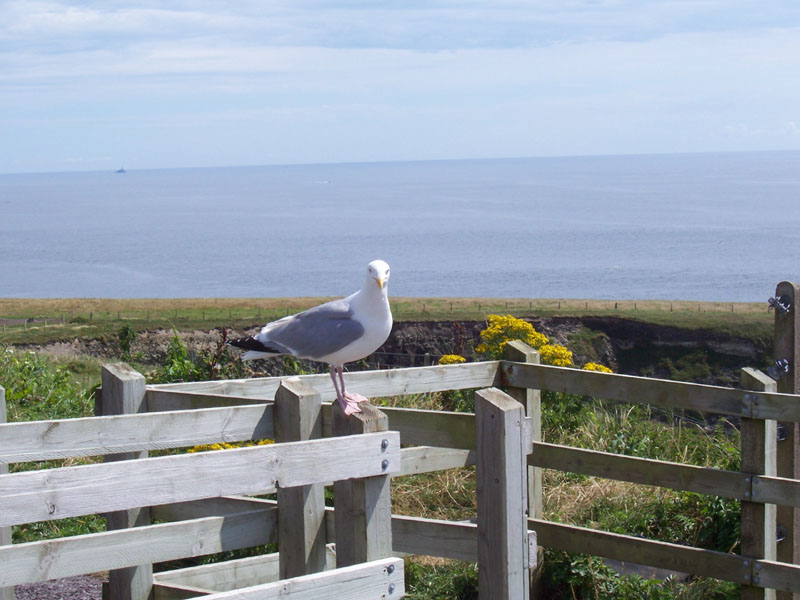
[2,151,799,302]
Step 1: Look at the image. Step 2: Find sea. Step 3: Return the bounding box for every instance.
[2,151,800,302]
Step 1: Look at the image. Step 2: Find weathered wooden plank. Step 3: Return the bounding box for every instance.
[392,515,477,562]
[0,431,400,527]
[773,281,800,600]
[156,554,282,592]
[530,518,751,585]
[741,367,778,600]
[149,362,501,400]
[0,405,274,463]
[476,388,530,600]
[399,446,475,475]
[194,557,403,600]
[503,342,542,512]
[146,389,271,412]
[332,402,393,568]
[752,475,800,508]
[275,380,327,578]
[154,547,337,592]
[754,559,800,594]
[0,509,274,587]
[151,496,276,522]
[153,582,216,600]
[503,361,800,421]
[504,340,543,595]
[380,406,476,449]
[529,441,749,500]
[101,363,152,600]
[0,385,11,600]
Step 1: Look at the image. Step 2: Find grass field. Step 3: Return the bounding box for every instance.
[0,296,773,346]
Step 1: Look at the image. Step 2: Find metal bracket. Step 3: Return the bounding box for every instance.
[766,358,790,380]
[769,295,792,314]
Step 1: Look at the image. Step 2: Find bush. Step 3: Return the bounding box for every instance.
[0,347,94,422]
[149,331,244,384]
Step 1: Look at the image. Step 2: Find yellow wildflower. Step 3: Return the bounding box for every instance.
[476,315,549,359]
[582,362,613,373]
[538,344,573,367]
[188,438,275,453]
[439,354,466,365]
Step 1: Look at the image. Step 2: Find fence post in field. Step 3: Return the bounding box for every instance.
[331,401,393,567]
[275,379,327,578]
[773,281,800,600]
[101,363,152,600]
[0,385,13,600]
[503,340,542,590]
[741,367,778,600]
[476,387,531,600]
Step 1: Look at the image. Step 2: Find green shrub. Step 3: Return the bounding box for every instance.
[149,331,244,384]
[0,347,94,422]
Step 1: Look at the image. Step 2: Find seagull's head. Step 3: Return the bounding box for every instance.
[366,259,390,290]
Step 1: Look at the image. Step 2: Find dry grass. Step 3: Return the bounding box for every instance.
[0,296,767,316]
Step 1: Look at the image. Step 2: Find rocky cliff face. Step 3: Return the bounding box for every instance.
[380,317,771,387]
[24,316,771,387]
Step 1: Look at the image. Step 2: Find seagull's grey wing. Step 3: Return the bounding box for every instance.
[264,299,365,360]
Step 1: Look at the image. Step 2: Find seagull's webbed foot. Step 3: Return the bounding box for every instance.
[330,365,365,415]
[341,392,368,415]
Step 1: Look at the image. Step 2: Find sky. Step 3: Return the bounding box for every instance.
[2,1,800,174]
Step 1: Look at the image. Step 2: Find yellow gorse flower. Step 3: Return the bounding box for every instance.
[438,354,467,365]
[476,314,574,367]
[188,438,274,453]
[582,362,613,373]
[476,315,549,359]
[538,344,573,367]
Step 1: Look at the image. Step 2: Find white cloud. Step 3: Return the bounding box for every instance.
[2,1,800,171]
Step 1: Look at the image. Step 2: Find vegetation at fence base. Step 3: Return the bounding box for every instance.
[0,348,107,543]
[541,550,738,599]
[0,347,95,422]
[405,559,478,600]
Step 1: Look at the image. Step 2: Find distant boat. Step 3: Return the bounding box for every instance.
[115,167,126,173]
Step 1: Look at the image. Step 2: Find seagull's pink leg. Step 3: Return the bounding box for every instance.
[330,367,345,406]
[337,366,368,415]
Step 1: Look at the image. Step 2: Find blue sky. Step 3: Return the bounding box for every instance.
[2,1,800,173]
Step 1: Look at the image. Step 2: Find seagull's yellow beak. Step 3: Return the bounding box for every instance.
[376,276,385,289]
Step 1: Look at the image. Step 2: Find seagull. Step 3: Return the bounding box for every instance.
[228,260,393,415]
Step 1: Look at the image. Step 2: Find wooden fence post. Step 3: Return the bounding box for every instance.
[331,401,393,567]
[504,341,542,594]
[476,387,531,600]
[774,281,800,600]
[275,379,327,578]
[0,385,13,600]
[741,367,778,600]
[101,363,152,600]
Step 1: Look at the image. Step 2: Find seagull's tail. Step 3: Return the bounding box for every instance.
[228,336,283,361]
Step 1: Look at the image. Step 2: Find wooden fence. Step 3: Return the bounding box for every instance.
[1,281,799,599]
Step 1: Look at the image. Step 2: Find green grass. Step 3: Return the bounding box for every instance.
[0,296,772,346]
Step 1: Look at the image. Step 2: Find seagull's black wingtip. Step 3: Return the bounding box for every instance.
[228,336,286,355]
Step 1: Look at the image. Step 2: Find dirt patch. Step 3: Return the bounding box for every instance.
[14,575,104,600]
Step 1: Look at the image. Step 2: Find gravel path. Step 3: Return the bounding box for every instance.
[13,576,104,600]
